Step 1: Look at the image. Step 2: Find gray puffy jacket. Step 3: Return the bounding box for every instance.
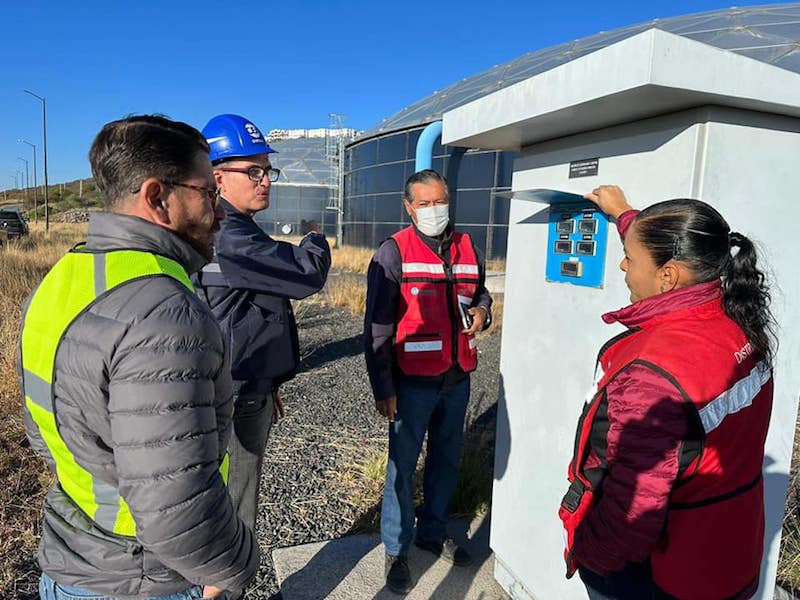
[22,213,258,598]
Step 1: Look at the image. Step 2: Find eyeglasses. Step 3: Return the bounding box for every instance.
[217,165,281,183]
[162,180,221,207]
[130,180,221,208]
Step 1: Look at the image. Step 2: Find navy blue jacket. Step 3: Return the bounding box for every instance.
[194,198,331,395]
[364,225,492,403]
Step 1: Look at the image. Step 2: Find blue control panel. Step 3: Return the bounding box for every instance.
[545,201,609,288]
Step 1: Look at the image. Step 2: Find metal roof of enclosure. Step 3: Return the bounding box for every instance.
[359,3,800,141]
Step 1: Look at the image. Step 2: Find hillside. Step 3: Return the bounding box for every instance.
[1,178,101,219]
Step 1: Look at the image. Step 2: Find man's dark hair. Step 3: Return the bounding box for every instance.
[403,169,448,203]
[89,115,210,210]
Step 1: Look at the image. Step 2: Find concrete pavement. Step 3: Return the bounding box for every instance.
[273,513,509,600]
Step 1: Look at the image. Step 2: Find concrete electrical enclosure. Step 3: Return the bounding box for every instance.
[443,29,800,600]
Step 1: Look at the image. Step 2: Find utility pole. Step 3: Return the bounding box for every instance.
[24,89,49,231]
[17,156,29,210]
[19,139,38,223]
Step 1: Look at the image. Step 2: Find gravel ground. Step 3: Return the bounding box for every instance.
[246,297,502,599]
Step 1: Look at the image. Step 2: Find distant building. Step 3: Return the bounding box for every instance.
[266,128,360,142]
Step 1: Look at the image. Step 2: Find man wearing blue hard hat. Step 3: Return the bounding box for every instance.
[195,114,331,548]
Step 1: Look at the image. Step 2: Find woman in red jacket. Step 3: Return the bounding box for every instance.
[560,185,777,600]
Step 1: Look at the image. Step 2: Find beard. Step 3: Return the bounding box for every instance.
[190,235,215,262]
[175,224,217,262]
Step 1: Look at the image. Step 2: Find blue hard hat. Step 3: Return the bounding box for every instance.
[202,114,277,163]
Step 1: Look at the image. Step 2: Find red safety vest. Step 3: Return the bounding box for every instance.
[560,298,772,600]
[392,226,479,377]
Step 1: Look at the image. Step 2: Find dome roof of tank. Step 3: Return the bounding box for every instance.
[359,3,800,141]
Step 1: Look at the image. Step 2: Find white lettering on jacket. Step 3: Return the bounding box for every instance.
[735,342,753,365]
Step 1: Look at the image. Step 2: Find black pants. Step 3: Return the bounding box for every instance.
[579,561,667,600]
[227,391,275,535]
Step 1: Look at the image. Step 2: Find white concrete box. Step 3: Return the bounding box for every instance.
[444,30,800,600]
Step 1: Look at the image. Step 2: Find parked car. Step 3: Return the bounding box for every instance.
[0,208,29,240]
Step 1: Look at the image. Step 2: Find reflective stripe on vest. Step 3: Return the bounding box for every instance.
[451,264,479,276]
[401,262,445,276]
[21,248,200,537]
[400,262,478,278]
[698,360,770,433]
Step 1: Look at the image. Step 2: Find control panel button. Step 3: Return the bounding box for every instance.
[555,240,572,254]
[556,220,574,234]
[561,261,583,277]
[576,241,596,256]
[578,218,597,234]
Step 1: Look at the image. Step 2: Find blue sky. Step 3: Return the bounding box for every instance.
[0,0,780,185]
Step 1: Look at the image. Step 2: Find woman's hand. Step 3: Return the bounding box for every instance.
[584,185,633,219]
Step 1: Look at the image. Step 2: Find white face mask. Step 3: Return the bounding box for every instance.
[414,204,449,237]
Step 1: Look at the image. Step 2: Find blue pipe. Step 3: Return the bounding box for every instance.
[415,120,443,172]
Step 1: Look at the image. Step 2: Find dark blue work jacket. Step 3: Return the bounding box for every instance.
[194,199,331,395]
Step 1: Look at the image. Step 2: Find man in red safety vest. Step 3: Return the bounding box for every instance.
[364,169,493,595]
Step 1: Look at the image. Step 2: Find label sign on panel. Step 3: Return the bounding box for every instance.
[569,158,599,178]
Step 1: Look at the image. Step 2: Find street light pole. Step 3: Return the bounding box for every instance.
[19,139,38,222]
[24,89,49,231]
[17,156,29,210]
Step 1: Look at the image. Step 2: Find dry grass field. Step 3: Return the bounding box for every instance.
[331,244,374,275]
[0,223,87,597]
[780,433,800,592]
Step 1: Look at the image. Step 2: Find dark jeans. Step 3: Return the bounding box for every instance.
[579,561,661,600]
[227,391,275,535]
[39,572,205,600]
[381,376,470,556]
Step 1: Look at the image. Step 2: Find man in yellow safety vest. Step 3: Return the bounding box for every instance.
[20,115,258,600]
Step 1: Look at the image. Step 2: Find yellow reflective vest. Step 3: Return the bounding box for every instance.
[21,247,229,537]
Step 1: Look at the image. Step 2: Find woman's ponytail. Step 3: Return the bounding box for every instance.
[722,232,777,366]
